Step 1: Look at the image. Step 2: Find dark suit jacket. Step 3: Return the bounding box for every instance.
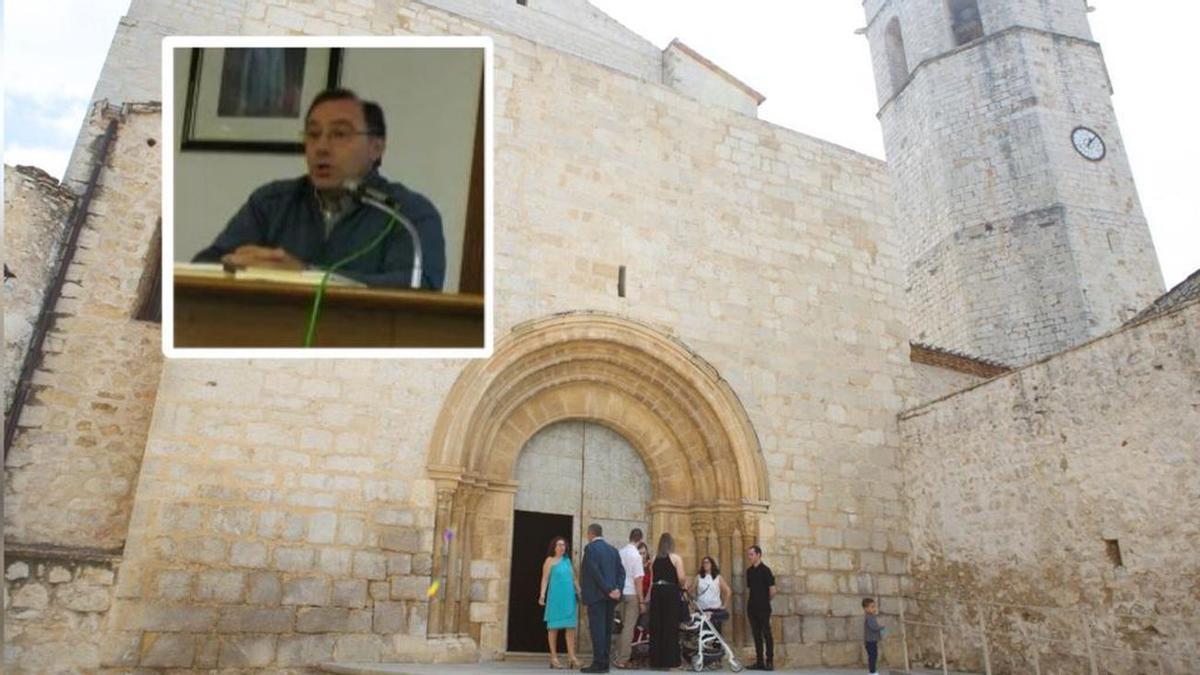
[580,537,625,606]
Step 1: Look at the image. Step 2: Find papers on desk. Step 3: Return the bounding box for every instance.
[174,262,366,288]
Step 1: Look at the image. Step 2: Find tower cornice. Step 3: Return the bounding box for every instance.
[875,24,1106,118]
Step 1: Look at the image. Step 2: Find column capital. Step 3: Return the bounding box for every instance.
[714,512,740,537]
[740,511,760,540]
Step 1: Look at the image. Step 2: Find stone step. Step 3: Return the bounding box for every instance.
[888,662,979,667]
[319,662,925,674]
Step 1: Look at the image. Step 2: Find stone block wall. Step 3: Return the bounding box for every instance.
[863,0,1094,107]
[663,40,762,117]
[4,549,120,672]
[898,299,1200,674]
[907,362,985,409]
[103,357,467,667]
[5,104,164,553]
[3,166,76,413]
[422,0,662,82]
[4,104,166,671]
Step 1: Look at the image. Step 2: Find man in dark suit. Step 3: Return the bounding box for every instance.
[580,523,624,673]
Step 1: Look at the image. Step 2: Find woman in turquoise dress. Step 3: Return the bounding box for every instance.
[539,536,581,669]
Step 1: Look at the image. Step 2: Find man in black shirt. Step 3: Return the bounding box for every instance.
[745,545,776,670]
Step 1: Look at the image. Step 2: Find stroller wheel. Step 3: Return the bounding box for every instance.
[692,653,705,672]
[727,657,743,673]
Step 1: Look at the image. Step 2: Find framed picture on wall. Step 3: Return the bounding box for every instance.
[181,47,342,152]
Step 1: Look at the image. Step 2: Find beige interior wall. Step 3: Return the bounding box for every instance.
[171,46,481,293]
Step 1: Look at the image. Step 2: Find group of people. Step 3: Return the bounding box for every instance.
[536,524,779,673]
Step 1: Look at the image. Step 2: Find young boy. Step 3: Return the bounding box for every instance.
[862,597,885,674]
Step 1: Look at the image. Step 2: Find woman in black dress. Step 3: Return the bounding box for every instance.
[648,532,688,668]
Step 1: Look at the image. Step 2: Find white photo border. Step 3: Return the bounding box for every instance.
[161,35,494,359]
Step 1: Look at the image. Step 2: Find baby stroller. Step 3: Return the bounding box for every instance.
[679,597,742,672]
[627,611,651,665]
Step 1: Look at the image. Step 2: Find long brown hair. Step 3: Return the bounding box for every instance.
[697,556,720,578]
[656,532,675,558]
[546,535,570,558]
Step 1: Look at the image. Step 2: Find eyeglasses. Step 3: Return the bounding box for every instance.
[301,128,374,144]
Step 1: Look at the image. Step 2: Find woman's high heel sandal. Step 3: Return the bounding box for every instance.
[549,658,564,669]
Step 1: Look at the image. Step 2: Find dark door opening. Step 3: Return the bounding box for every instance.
[507,509,574,652]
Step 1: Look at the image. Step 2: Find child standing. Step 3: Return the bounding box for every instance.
[862,597,885,674]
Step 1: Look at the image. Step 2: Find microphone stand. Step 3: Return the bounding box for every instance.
[302,186,425,346]
[357,194,424,290]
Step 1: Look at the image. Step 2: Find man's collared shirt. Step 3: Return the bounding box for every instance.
[618,542,645,595]
[746,562,775,612]
[194,170,446,290]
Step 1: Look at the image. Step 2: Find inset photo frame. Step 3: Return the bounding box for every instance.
[181,47,343,152]
[163,36,493,358]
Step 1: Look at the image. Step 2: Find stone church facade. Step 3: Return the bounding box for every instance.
[3,0,1196,672]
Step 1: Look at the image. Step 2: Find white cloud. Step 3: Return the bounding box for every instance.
[47,102,89,136]
[6,144,71,180]
[4,0,130,102]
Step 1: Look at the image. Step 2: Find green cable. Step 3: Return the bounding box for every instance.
[303,213,400,347]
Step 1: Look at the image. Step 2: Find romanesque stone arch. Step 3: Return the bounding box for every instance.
[425,312,769,652]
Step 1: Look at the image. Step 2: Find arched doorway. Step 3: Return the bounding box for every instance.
[507,421,651,653]
[425,313,769,657]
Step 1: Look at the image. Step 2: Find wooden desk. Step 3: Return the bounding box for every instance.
[173,271,484,348]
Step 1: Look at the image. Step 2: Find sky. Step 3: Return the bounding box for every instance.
[4,1,1197,288]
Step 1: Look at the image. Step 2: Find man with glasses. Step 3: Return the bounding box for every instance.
[193,88,446,289]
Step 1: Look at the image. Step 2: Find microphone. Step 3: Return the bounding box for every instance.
[344,178,397,208]
[342,178,424,289]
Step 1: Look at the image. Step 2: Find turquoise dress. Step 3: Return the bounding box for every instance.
[544,556,578,629]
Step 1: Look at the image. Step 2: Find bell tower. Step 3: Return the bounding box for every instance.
[863,0,1163,365]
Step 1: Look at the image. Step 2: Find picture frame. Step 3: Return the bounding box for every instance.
[181,47,342,153]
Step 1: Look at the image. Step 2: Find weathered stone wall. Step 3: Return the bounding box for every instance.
[863,0,1093,106]
[4,104,166,673]
[3,166,76,413]
[4,549,120,672]
[663,41,760,117]
[85,0,913,669]
[907,362,985,409]
[5,104,164,552]
[864,0,1163,366]
[898,299,1200,674]
[421,0,663,82]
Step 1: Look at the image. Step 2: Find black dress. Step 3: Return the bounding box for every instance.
[649,556,681,667]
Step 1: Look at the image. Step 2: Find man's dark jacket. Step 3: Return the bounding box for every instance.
[193,170,445,290]
[580,537,625,606]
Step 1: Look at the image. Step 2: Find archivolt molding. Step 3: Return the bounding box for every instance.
[427,312,769,508]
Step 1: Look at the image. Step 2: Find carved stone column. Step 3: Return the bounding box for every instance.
[429,482,457,635]
[689,513,714,569]
[443,485,471,634]
[715,513,739,646]
[455,485,486,635]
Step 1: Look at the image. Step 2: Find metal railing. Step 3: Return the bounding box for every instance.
[893,596,1198,675]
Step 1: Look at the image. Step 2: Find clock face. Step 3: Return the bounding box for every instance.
[1072,126,1106,161]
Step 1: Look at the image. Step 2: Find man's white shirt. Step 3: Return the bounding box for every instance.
[618,542,644,595]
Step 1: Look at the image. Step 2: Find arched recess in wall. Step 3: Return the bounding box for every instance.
[885,17,910,96]
[947,0,984,45]
[424,312,770,649]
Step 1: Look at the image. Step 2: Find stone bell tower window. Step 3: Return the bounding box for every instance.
[885,17,910,95]
[948,0,984,46]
